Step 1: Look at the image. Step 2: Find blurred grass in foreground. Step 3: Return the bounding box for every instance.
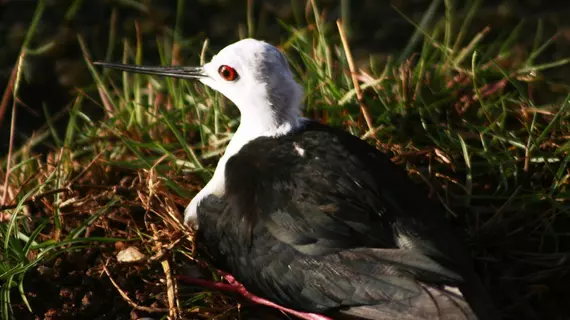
[1,0,570,319]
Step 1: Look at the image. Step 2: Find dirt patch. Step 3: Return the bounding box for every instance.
[9,248,295,320]
[10,248,161,320]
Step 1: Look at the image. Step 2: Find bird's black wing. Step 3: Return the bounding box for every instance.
[198,121,497,319]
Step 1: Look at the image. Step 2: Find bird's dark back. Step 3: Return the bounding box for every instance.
[196,120,499,320]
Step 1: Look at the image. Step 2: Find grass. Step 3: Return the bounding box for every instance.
[1,0,570,319]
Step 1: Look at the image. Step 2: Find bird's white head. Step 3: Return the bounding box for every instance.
[95,38,304,134]
[200,39,303,130]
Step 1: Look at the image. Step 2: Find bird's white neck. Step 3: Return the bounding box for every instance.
[183,101,302,226]
[212,106,301,193]
[229,110,299,152]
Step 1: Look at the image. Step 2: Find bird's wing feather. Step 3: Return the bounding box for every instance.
[226,122,464,267]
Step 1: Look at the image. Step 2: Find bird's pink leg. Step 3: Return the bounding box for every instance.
[176,272,332,320]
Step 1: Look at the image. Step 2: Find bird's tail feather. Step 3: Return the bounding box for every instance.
[333,284,477,320]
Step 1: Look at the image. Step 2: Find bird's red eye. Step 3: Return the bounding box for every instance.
[218,65,238,81]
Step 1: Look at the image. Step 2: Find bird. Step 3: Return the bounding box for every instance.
[95,38,500,320]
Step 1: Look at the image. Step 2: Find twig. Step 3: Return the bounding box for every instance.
[161,255,180,319]
[149,236,184,261]
[0,188,71,211]
[1,81,18,206]
[0,58,19,129]
[336,19,376,139]
[2,51,28,206]
[150,216,181,319]
[103,265,169,313]
[360,125,383,140]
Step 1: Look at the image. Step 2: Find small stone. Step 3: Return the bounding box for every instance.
[117,246,146,263]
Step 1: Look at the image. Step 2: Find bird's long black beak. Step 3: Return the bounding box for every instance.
[93,62,207,79]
